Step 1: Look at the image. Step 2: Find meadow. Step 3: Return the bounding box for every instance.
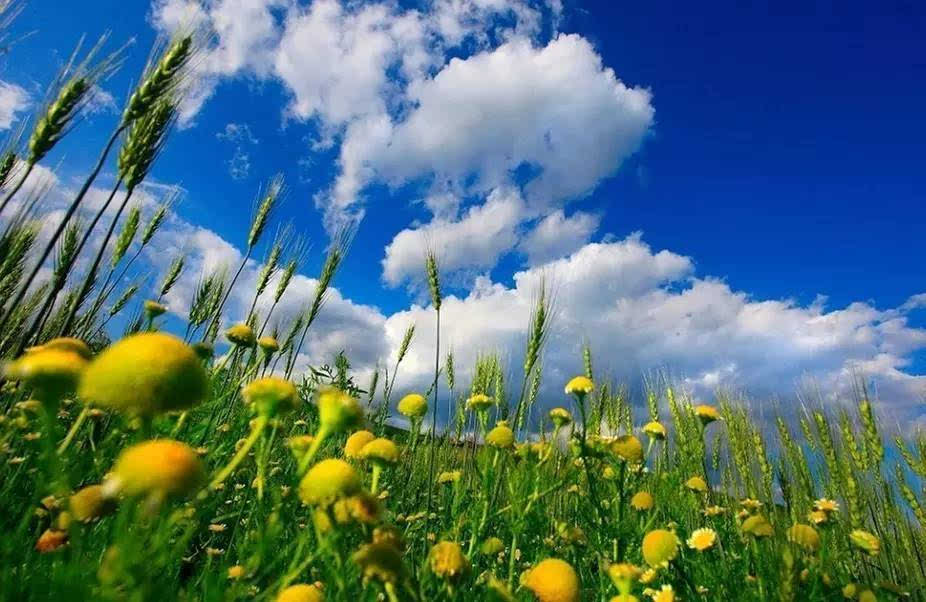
[1,11,925,602]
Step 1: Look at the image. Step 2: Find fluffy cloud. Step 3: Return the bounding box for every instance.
[519,209,600,265]
[0,80,29,130]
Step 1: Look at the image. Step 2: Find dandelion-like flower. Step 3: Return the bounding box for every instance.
[276,583,324,602]
[225,323,256,347]
[298,459,361,506]
[353,541,406,584]
[647,584,675,602]
[428,541,470,580]
[693,404,721,424]
[611,435,644,463]
[522,558,580,602]
[642,421,667,440]
[486,422,515,449]
[143,300,167,318]
[849,529,880,556]
[686,528,717,551]
[437,470,462,485]
[78,333,207,415]
[480,536,505,556]
[69,484,115,522]
[549,407,573,428]
[360,438,400,466]
[106,439,204,500]
[242,377,299,417]
[741,515,774,538]
[397,393,427,419]
[344,430,376,459]
[257,336,279,354]
[641,530,679,567]
[631,491,654,511]
[813,498,839,514]
[33,337,92,359]
[608,563,642,595]
[787,523,820,551]
[6,348,87,403]
[564,376,594,397]
[316,387,362,434]
[465,393,494,412]
[684,476,708,493]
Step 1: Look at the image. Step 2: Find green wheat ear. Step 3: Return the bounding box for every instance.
[122,35,193,126]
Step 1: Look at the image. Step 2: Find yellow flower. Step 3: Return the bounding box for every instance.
[849,529,880,556]
[107,439,204,499]
[353,541,406,584]
[611,595,639,602]
[360,438,400,465]
[298,459,361,506]
[813,498,839,513]
[437,470,462,484]
[78,333,207,416]
[465,393,494,412]
[34,337,92,359]
[480,536,505,556]
[225,323,256,347]
[316,387,362,433]
[787,523,820,552]
[808,510,828,525]
[642,421,667,440]
[522,558,580,602]
[143,300,167,318]
[686,528,717,551]
[257,336,279,353]
[740,498,763,512]
[684,476,708,493]
[641,530,679,567]
[858,590,877,602]
[741,515,774,538]
[242,377,299,416]
[630,491,654,511]
[693,404,721,424]
[276,584,324,602]
[332,492,381,525]
[703,505,725,517]
[69,484,115,522]
[397,393,428,418]
[486,422,515,449]
[564,376,594,396]
[647,584,675,602]
[6,348,87,401]
[611,435,644,463]
[227,565,246,579]
[428,541,470,580]
[344,430,376,459]
[607,563,642,594]
[549,407,573,427]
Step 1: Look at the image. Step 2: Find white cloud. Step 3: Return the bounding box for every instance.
[0,80,29,130]
[519,209,600,265]
[216,122,258,180]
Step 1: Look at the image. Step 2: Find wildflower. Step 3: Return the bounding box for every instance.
[78,333,207,415]
[849,529,880,556]
[438,470,462,485]
[603,466,616,480]
[522,558,580,602]
[809,510,829,525]
[787,523,820,552]
[106,439,205,500]
[298,459,361,507]
[641,530,679,567]
[858,590,877,602]
[242,377,299,417]
[611,435,644,463]
[227,565,246,579]
[642,421,667,440]
[486,422,515,449]
[564,376,594,397]
[144,300,167,318]
[549,407,573,427]
[6,348,87,403]
[429,541,470,580]
[276,584,324,602]
[360,438,400,466]
[333,492,381,525]
[35,337,93,359]
[316,387,362,434]
[608,563,642,595]
[645,585,676,602]
[373,526,405,551]
[480,536,505,556]
[397,393,428,419]
[69,484,115,522]
[741,515,774,538]
[631,491,654,511]
[288,435,315,458]
[344,430,376,459]
[694,404,721,424]
[225,323,256,347]
[703,505,725,517]
[257,336,279,354]
[684,476,708,493]
[814,498,839,514]
[639,568,657,585]
[465,393,494,412]
[686,528,717,551]
[35,529,68,553]
[353,541,406,584]
[740,498,763,512]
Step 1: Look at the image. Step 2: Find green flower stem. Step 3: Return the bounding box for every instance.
[57,405,89,455]
[297,425,329,475]
[208,414,268,491]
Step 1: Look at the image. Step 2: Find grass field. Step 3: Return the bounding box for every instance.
[0,7,925,602]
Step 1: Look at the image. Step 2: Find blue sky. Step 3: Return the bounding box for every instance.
[2,0,924,423]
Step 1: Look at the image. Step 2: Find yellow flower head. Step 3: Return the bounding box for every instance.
[741,515,774,538]
[69,484,116,522]
[242,377,299,416]
[703,505,726,517]
[849,529,880,556]
[437,470,462,485]
[78,333,207,416]
[607,563,642,594]
[523,558,580,602]
[34,337,93,359]
[808,510,828,525]
[787,523,820,552]
[108,439,204,499]
[647,584,675,602]
[257,336,279,354]
[642,421,667,440]
[298,459,361,506]
[684,476,708,493]
[276,583,324,602]
[344,430,376,459]
[352,541,406,584]
[813,498,839,513]
[465,393,494,412]
[332,492,381,525]
[610,596,639,602]
[693,404,721,424]
[6,348,87,401]
[740,498,763,512]
[611,435,644,463]
[143,300,167,318]
[686,528,717,552]
[858,590,878,602]
[480,536,505,556]
[360,437,400,465]
[486,422,515,449]
[397,393,428,418]
[428,541,470,580]
[288,434,315,455]
[316,387,362,433]
[641,530,679,567]
[225,323,256,347]
[227,565,246,580]
[631,491,654,511]
[564,376,594,397]
[549,407,573,427]
[373,526,405,551]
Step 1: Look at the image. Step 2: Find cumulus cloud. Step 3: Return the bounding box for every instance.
[0,80,29,129]
[519,209,600,265]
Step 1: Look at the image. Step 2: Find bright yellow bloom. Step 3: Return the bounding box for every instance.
[227,565,246,579]
[78,333,207,416]
[647,584,675,602]
[549,407,573,427]
[428,541,470,580]
[564,376,594,396]
[34,337,92,359]
[703,505,725,517]
[332,492,381,525]
[641,530,679,567]
[6,348,87,401]
[642,421,667,440]
[360,438,400,465]
[630,491,654,511]
[741,515,774,538]
[242,377,299,416]
[787,523,820,551]
[480,536,505,556]
[858,590,878,602]
[298,459,361,506]
[225,323,256,347]
[740,498,763,512]
[108,439,204,499]
[693,404,720,424]
[486,422,515,449]
[437,470,462,484]
[686,528,717,551]
[144,300,167,318]
[316,387,362,433]
[813,498,839,513]
[808,510,828,525]
[257,336,279,353]
[276,583,324,602]
[69,484,115,522]
[523,558,580,602]
[849,529,880,556]
[684,476,708,493]
[607,563,642,594]
[611,435,644,463]
[344,430,376,459]
[397,393,428,418]
[465,393,494,412]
